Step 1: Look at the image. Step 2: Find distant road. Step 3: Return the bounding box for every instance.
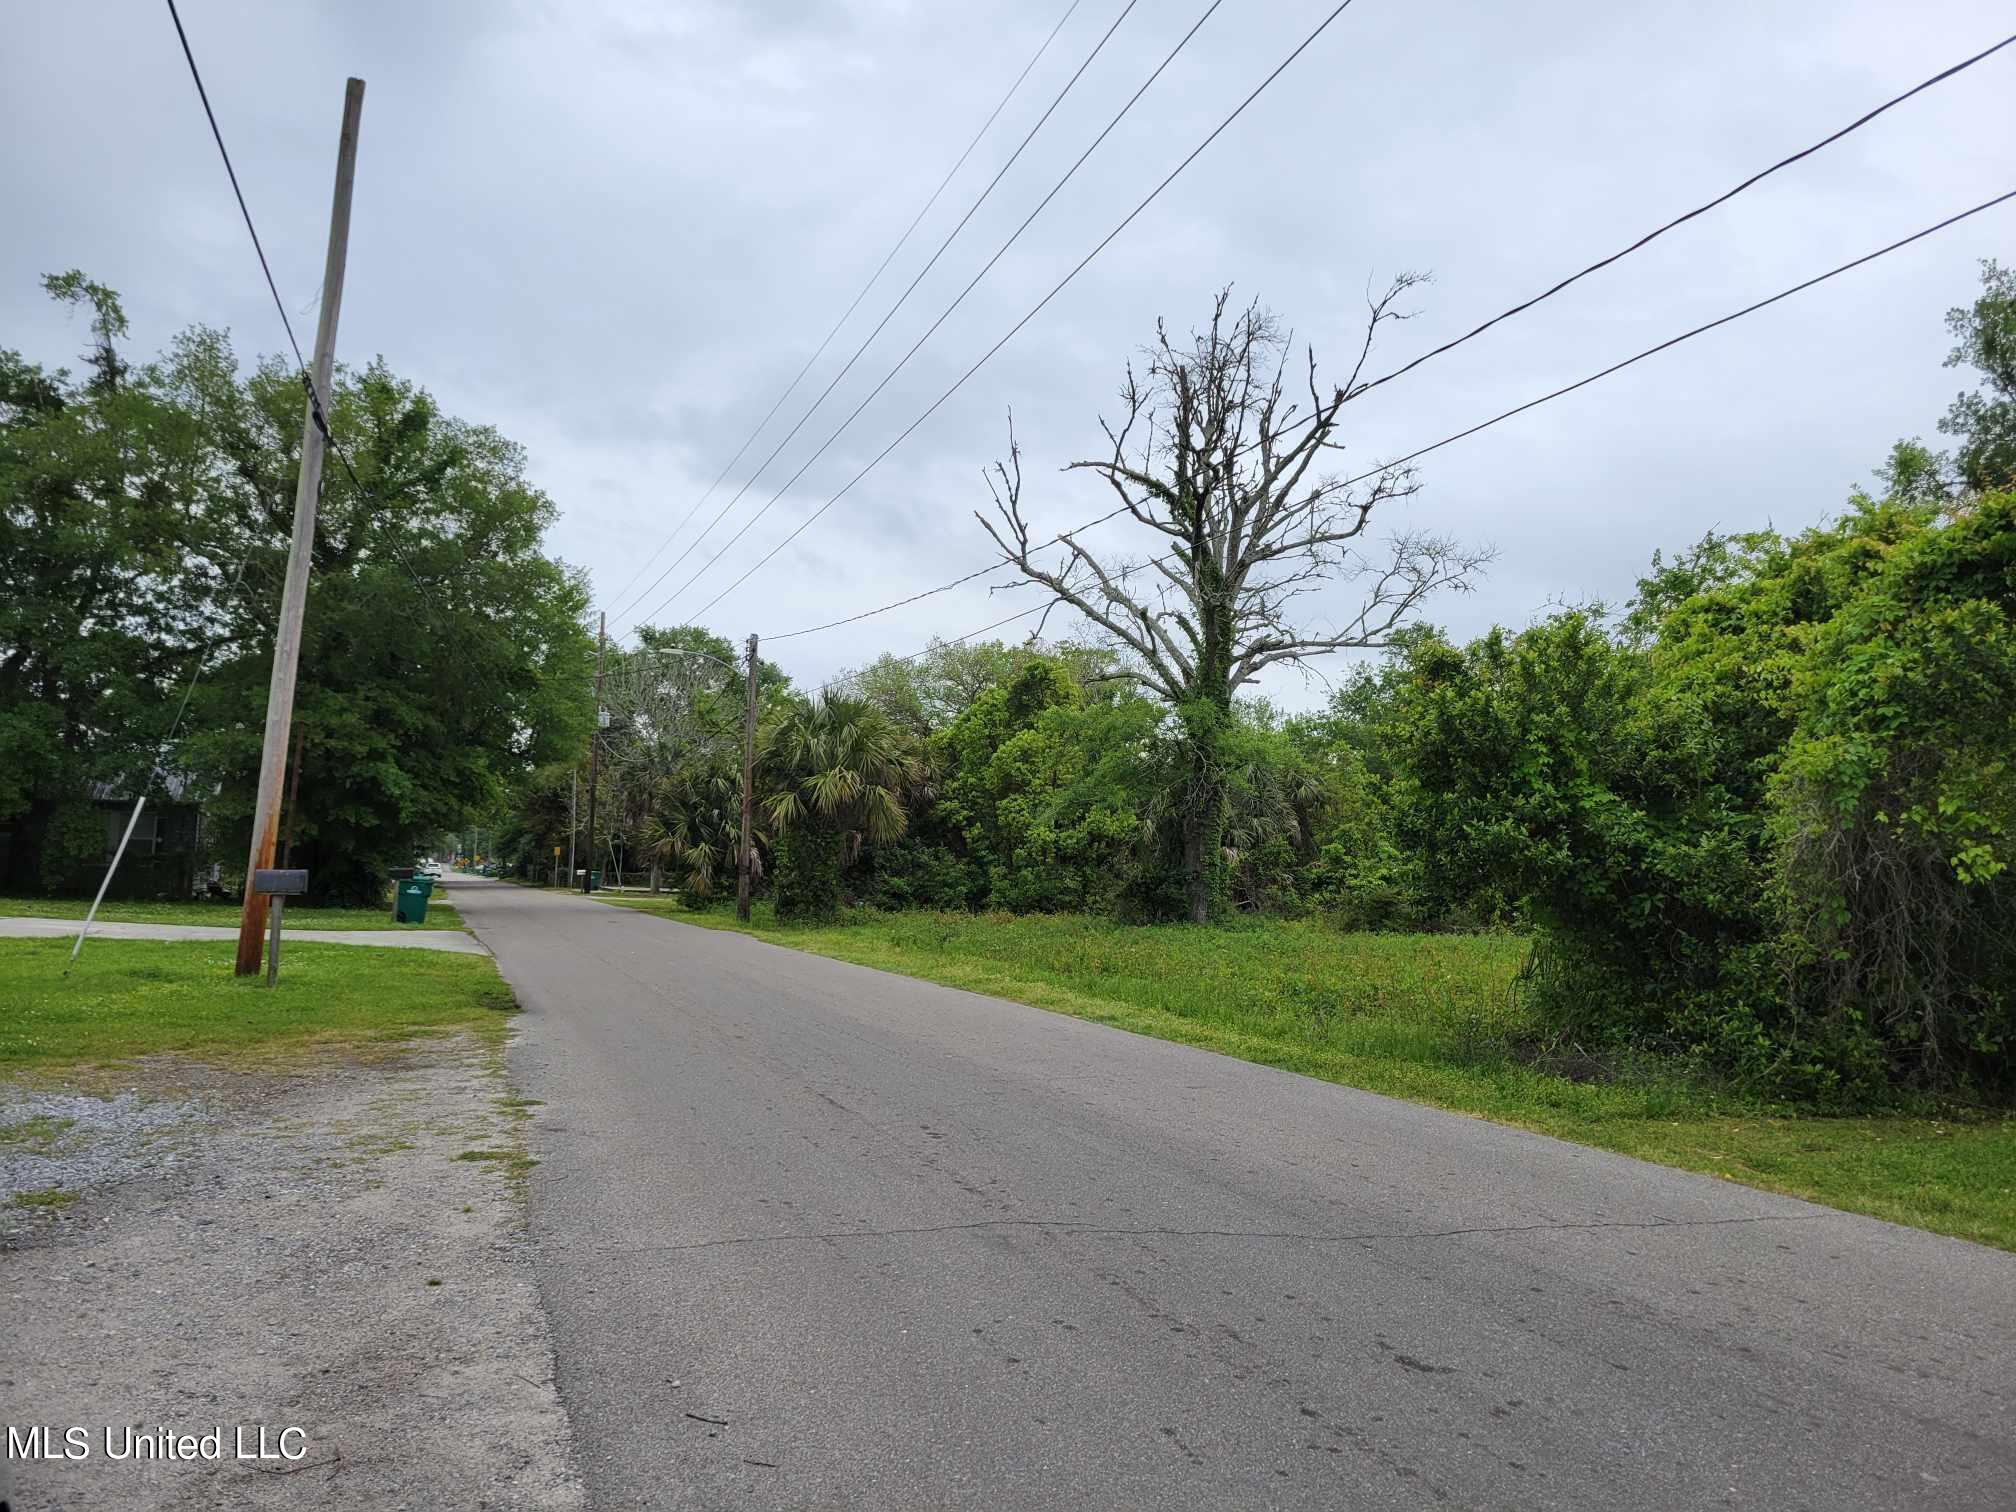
[452,877,2016,1511]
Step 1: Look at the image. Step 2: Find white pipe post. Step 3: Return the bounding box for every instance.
[67,795,147,974]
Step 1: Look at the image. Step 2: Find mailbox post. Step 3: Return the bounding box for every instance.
[252,869,309,987]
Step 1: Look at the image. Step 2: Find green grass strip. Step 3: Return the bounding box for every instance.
[0,938,513,1069]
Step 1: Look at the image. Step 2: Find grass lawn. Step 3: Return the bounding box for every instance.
[0,893,463,931]
[0,937,513,1070]
[599,897,2016,1252]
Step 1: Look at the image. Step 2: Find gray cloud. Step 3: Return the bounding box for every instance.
[6,0,2010,704]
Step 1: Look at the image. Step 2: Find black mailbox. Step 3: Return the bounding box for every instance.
[252,869,309,896]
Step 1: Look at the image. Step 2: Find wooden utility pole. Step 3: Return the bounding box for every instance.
[235,78,365,976]
[582,612,606,893]
[737,633,758,922]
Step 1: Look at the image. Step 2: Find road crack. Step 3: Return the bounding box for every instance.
[589,1208,1839,1260]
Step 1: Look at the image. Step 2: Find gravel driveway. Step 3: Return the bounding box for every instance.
[1,1036,583,1510]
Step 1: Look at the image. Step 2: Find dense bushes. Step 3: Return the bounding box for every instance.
[1387,494,2016,1103]
[1772,491,2016,1097]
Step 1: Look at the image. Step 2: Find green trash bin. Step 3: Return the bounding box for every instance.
[394,878,432,924]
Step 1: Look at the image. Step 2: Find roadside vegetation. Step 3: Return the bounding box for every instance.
[525,266,2016,1109]
[0,939,514,1069]
[605,898,2016,1250]
[489,265,2016,1251]
[0,894,462,931]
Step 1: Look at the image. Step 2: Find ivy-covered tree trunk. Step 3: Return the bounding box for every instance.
[773,824,844,921]
[1178,693,1231,924]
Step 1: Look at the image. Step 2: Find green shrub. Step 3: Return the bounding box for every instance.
[773,825,843,921]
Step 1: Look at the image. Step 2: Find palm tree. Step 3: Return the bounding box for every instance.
[640,758,750,902]
[761,692,927,917]
[1219,744,1329,911]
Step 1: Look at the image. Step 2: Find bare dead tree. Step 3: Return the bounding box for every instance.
[978,286,1490,921]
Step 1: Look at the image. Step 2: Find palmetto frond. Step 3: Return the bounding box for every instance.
[761,690,927,851]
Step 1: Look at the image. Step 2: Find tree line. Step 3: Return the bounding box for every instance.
[504,263,2016,1106]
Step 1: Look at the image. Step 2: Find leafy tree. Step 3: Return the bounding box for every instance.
[849,636,1117,736]
[1388,610,1753,1041]
[0,273,223,889]
[599,626,759,888]
[1289,632,1492,928]
[494,762,580,881]
[1391,483,2016,1101]
[932,658,1159,913]
[4,274,593,901]
[1216,704,1331,915]
[1939,259,2016,493]
[174,342,596,903]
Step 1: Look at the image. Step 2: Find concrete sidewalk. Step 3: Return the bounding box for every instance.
[0,917,489,954]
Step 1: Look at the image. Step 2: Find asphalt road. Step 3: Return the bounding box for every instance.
[451,878,2016,1511]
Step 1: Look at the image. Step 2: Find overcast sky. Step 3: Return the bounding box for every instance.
[7,0,2011,707]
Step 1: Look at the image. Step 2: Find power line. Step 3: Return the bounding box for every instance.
[163,0,309,375]
[170,0,380,569]
[810,556,1159,697]
[630,0,1233,632]
[660,0,1368,629]
[600,0,1089,616]
[758,35,2016,644]
[606,0,1153,629]
[781,184,2016,661]
[165,0,519,714]
[815,602,1051,697]
[764,504,1133,642]
[1350,27,2016,404]
[1331,185,2016,489]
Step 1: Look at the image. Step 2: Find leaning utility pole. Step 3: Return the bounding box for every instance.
[235,78,364,976]
[581,612,607,893]
[737,633,758,922]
